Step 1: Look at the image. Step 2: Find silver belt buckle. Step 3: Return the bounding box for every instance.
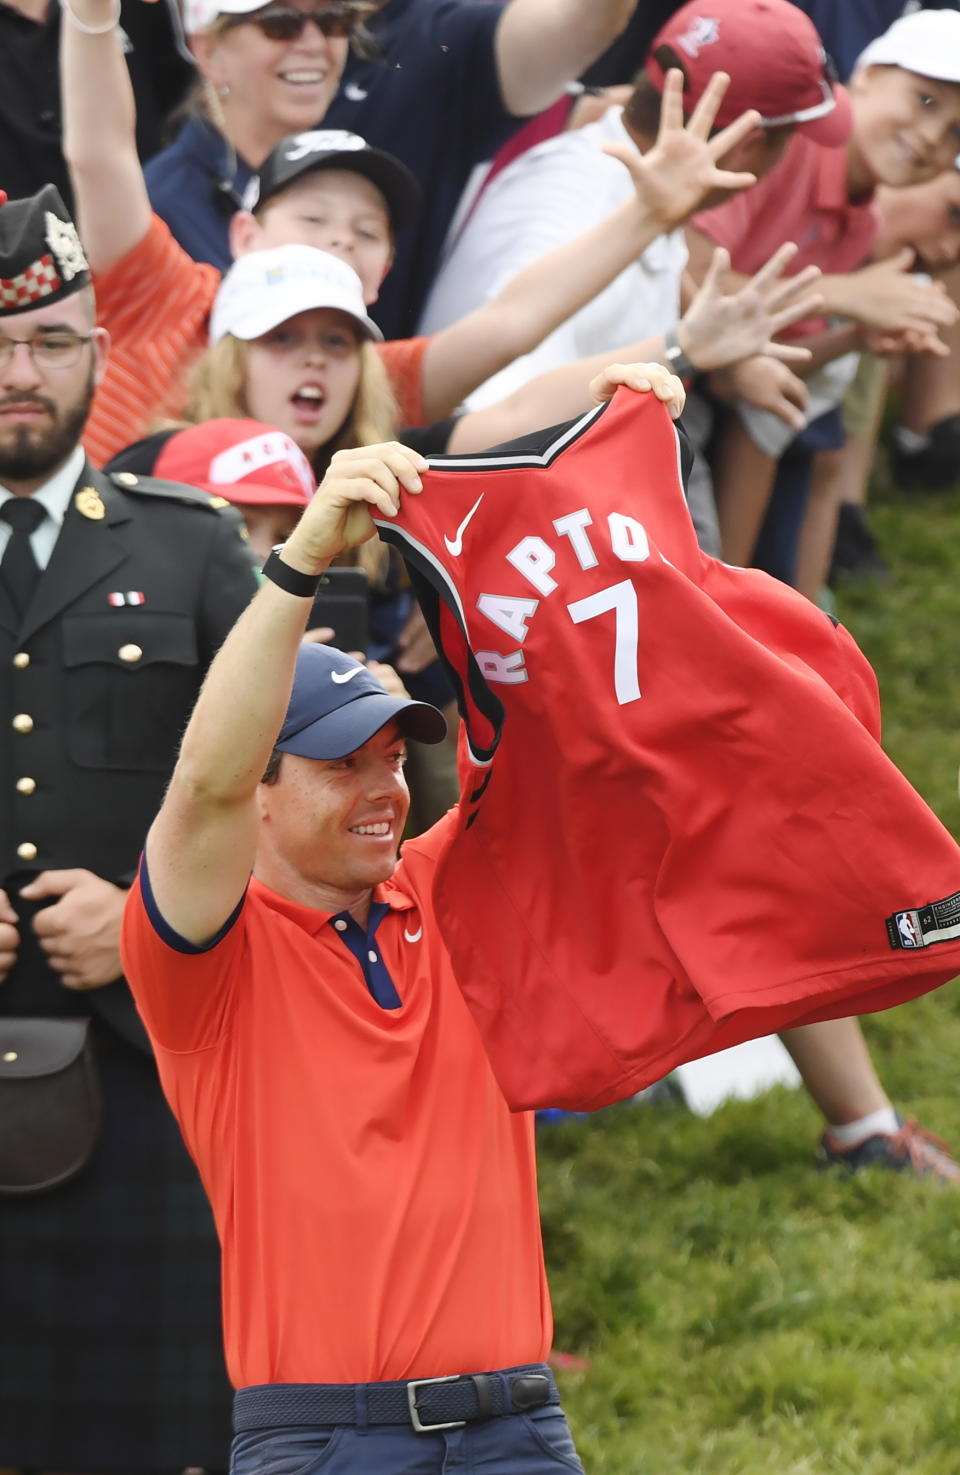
[407,1373,467,1433]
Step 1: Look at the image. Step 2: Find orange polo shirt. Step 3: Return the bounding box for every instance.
[85,215,429,467]
[691,127,878,338]
[120,812,550,1389]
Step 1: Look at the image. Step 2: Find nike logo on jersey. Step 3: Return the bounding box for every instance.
[444,495,485,557]
[404,925,423,943]
[331,667,363,684]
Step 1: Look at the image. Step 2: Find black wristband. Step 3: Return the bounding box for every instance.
[262,547,321,598]
[663,325,696,381]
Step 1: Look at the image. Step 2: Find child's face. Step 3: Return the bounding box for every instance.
[875,170,960,273]
[852,66,960,189]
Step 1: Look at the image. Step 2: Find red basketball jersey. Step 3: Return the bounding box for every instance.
[374,391,960,1111]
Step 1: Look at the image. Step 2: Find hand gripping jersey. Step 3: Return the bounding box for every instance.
[374,390,960,1111]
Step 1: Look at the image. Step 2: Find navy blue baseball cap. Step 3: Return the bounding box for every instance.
[276,643,447,761]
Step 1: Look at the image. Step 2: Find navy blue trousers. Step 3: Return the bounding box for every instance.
[230,1404,585,1474]
[753,408,846,586]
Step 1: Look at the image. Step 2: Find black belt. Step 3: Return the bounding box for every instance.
[234,1363,558,1435]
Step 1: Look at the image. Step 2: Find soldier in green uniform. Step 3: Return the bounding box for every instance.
[0,184,259,1473]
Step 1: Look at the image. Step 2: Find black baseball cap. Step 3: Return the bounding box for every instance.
[251,130,421,235]
[277,643,446,761]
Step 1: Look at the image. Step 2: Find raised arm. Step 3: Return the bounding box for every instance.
[420,71,760,421]
[144,444,427,946]
[494,0,637,116]
[60,0,153,272]
[447,245,823,452]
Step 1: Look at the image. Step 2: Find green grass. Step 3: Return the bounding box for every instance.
[539,460,960,1474]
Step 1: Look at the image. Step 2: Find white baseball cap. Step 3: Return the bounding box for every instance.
[210,245,383,345]
[182,0,265,36]
[855,9,960,85]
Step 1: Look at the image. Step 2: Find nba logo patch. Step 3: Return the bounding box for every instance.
[895,911,920,948]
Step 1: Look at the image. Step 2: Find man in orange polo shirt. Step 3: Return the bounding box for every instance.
[120,435,583,1473]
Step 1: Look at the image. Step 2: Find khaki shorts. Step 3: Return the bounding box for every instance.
[842,351,888,440]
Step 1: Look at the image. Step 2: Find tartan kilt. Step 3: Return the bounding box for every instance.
[0,1027,232,1472]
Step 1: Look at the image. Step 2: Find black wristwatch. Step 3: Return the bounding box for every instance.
[663,325,696,381]
[262,545,321,598]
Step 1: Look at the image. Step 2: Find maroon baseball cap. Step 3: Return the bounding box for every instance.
[646,0,852,147]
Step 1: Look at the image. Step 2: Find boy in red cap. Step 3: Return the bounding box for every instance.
[684,5,960,567]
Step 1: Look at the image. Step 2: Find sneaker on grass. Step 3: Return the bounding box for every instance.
[890,414,960,492]
[818,1113,960,1182]
[828,502,891,585]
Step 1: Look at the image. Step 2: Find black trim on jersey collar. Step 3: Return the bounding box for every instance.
[422,397,696,498]
[423,401,607,474]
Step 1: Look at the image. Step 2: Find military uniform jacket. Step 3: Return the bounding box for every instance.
[1,461,258,1046]
[374,390,960,1111]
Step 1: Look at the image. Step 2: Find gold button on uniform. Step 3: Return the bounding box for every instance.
[12,713,33,733]
[114,471,138,486]
[16,842,37,861]
[12,652,29,669]
[208,495,229,509]
[16,777,36,795]
[2,1051,17,1063]
[118,643,143,663]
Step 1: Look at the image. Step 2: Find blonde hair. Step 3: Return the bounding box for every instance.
[179,333,400,583]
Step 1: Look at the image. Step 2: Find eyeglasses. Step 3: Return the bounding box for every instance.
[0,332,95,371]
[223,2,367,42]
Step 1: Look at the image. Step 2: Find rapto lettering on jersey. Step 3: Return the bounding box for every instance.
[473,505,655,705]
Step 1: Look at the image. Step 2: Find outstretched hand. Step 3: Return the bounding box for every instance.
[602,69,760,233]
[679,242,824,372]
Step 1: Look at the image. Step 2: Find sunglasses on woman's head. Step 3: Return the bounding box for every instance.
[224,1,365,42]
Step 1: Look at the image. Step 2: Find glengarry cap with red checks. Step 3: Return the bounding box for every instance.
[0,184,91,319]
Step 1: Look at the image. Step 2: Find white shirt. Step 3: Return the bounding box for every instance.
[0,445,86,570]
[419,107,689,410]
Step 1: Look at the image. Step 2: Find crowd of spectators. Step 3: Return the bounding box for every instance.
[2,0,960,1469]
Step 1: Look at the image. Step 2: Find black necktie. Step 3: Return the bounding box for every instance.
[0,498,47,618]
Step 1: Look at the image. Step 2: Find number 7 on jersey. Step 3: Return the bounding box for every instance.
[567,579,641,705]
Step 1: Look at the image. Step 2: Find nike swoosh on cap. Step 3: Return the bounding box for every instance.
[444,494,484,557]
[331,667,363,684]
